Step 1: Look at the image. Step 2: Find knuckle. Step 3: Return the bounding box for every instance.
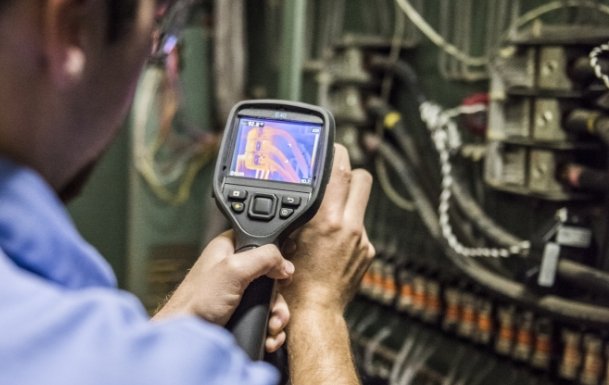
[348,224,363,239]
[224,256,242,274]
[260,245,282,264]
[336,165,352,184]
[324,213,344,232]
[366,244,376,260]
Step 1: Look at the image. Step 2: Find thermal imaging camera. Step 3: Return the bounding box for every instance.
[213,100,335,360]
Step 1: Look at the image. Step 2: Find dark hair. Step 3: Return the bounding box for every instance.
[0,0,137,43]
[107,0,138,43]
[0,0,11,12]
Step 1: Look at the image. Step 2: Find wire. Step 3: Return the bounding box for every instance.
[132,67,216,206]
[395,0,609,68]
[370,56,527,257]
[394,0,487,67]
[376,157,416,211]
[509,1,609,35]
[420,101,530,258]
[590,41,609,88]
[375,141,609,326]
[381,3,407,103]
[370,57,609,297]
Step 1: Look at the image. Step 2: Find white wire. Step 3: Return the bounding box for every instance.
[389,334,418,385]
[395,0,609,68]
[509,1,609,35]
[394,0,487,67]
[364,327,393,377]
[590,42,609,88]
[420,101,530,258]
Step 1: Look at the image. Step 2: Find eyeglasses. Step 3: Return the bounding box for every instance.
[149,0,198,64]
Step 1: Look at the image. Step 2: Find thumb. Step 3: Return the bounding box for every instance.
[226,245,295,286]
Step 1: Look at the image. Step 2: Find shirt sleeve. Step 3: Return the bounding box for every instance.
[0,255,279,385]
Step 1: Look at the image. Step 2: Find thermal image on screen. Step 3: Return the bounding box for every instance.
[229,118,322,184]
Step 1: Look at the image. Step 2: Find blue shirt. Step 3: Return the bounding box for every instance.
[0,158,278,385]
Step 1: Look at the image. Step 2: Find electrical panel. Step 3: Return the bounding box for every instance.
[298,1,609,384]
[485,25,609,201]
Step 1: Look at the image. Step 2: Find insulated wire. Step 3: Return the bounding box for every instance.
[376,141,609,325]
[375,105,486,213]
[375,12,415,212]
[590,41,609,88]
[394,0,487,66]
[371,56,609,297]
[420,101,530,257]
[509,0,609,34]
[395,0,609,68]
[132,67,216,205]
[376,157,416,211]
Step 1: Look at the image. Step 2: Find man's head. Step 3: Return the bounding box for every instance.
[0,1,138,42]
[0,0,170,199]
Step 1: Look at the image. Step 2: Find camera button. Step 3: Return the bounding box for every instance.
[281,196,301,207]
[252,196,274,215]
[279,208,294,219]
[231,202,245,213]
[228,189,248,201]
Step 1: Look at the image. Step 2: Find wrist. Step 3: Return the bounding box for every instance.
[286,286,346,316]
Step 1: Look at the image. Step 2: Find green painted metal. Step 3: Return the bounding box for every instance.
[126,17,217,303]
[278,0,307,100]
[68,128,129,286]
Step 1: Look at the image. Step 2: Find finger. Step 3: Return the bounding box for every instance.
[317,144,352,215]
[265,331,287,353]
[344,169,373,226]
[201,231,236,261]
[224,245,295,286]
[268,294,290,336]
[268,316,283,336]
[190,231,237,274]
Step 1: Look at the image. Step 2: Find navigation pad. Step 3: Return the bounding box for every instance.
[225,186,306,227]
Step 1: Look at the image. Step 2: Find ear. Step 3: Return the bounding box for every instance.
[42,0,97,89]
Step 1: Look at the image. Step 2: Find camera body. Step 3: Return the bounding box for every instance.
[214,100,335,250]
[212,99,335,360]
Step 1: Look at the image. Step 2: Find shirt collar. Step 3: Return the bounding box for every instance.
[0,157,116,289]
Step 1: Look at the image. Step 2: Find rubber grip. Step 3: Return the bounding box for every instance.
[226,276,275,360]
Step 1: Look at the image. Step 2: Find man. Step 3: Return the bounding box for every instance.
[0,1,375,385]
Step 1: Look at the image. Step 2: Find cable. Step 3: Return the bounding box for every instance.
[370,56,609,297]
[395,0,609,68]
[381,3,407,104]
[509,1,609,36]
[132,67,216,206]
[590,41,609,88]
[394,0,488,67]
[370,57,527,257]
[420,100,530,258]
[372,139,609,326]
[376,157,416,211]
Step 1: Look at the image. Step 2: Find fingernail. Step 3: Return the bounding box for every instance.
[283,261,295,275]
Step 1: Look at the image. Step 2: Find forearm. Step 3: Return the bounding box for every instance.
[287,306,360,385]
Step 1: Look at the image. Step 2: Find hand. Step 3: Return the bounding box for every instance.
[153,231,294,328]
[281,144,375,314]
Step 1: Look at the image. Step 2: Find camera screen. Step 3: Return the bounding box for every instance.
[229,117,323,185]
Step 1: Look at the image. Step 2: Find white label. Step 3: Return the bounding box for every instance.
[538,243,560,288]
[556,226,592,248]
